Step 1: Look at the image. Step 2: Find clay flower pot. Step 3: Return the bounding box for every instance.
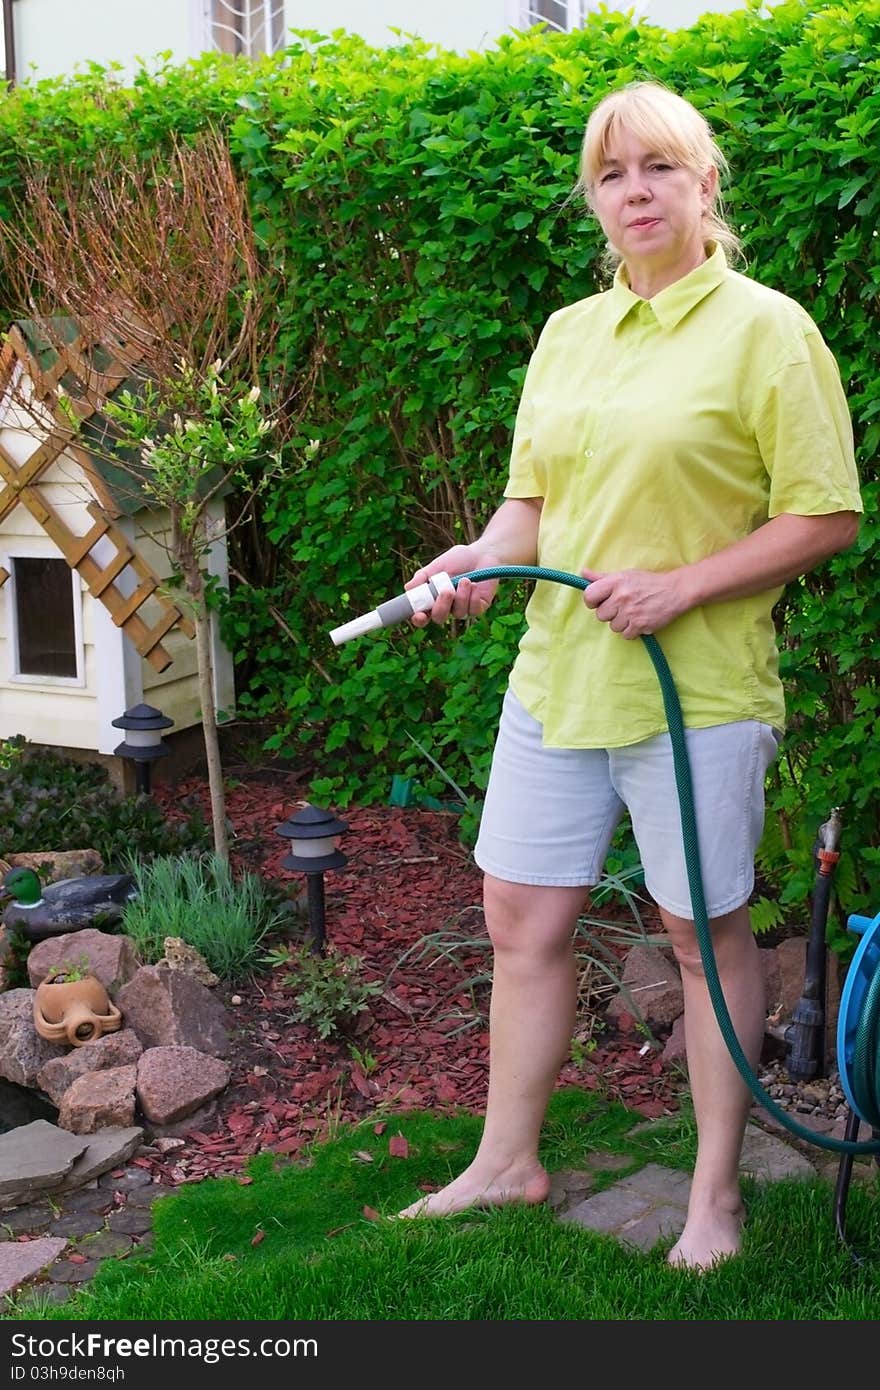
[33,973,122,1047]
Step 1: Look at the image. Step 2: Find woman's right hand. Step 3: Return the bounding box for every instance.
[405,544,501,627]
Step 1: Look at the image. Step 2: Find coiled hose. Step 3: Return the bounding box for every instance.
[455,564,880,1156]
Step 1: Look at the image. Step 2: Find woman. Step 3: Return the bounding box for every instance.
[400,81,861,1270]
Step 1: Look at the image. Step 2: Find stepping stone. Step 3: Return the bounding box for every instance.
[738,1125,816,1182]
[47,1258,101,1284]
[0,1202,55,1237]
[0,1121,88,1207]
[107,1207,153,1235]
[558,1124,817,1255]
[0,1237,67,1298]
[49,1211,108,1239]
[79,1230,133,1260]
[56,1128,144,1192]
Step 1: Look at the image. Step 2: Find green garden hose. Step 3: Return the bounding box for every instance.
[456,564,880,1157]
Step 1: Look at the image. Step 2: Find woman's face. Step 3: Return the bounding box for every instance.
[590,128,716,292]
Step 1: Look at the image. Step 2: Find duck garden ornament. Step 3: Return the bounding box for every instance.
[0,866,137,943]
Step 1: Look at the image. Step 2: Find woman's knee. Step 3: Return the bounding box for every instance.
[483,875,586,958]
[661,904,755,979]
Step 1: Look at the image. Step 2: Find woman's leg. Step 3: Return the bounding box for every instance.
[398,875,587,1217]
[660,903,766,1269]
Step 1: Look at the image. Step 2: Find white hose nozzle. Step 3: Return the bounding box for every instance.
[329,572,456,646]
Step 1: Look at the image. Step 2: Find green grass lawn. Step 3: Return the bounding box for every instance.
[9,1090,880,1321]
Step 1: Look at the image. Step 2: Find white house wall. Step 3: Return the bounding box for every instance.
[11,0,195,82]
[136,497,235,731]
[4,1,781,79]
[0,515,97,750]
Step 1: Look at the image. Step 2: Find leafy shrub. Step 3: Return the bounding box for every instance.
[0,738,210,869]
[121,853,288,982]
[264,943,383,1040]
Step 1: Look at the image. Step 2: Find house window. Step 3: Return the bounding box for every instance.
[11,557,79,680]
[520,1,616,29]
[520,0,576,30]
[206,0,286,57]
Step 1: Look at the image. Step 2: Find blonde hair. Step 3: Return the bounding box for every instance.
[576,81,743,267]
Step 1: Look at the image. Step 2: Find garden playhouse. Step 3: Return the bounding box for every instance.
[0,317,234,764]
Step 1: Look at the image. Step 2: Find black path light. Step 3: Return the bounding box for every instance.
[276,803,349,954]
[111,702,173,796]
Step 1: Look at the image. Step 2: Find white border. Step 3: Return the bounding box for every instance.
[3,547,86,688]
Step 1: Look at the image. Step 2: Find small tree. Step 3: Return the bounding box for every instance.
[2,130,293,857]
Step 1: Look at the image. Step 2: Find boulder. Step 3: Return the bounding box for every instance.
[27,929,140,994]
[776,936,808,1016]
[0,1237,68,1297]
[0,989,66,1087]
[117,964,230,1057]
[661,1013,687,1064]
[57,1064,138,1135]
[606,945,684,1031]
[7,850,104,884]
[136,1046,230,1125]
[162,938,219,988]
[37,1028,144,1106]
[0,1119,88,1208]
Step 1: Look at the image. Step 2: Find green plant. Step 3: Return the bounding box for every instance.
[271,945,383,1040]
[0,926,32,989]
[348,1045,378,1075]
[44,955,93,985]
[121,853,287,982]
[0,738,210,868]
[569,1035,598,1069]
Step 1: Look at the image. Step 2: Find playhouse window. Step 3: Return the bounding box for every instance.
[12,557,78,678]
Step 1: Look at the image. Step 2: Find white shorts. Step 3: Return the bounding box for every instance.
[474,688,781,919]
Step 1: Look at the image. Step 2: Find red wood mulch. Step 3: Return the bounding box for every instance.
[143,772,683,1188]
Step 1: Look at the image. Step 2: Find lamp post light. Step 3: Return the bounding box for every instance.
[276,803,349,955]
[111,702,173,796]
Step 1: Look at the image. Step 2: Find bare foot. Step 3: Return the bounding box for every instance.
[667,1204,745,1271]
[397,1161,550,1218]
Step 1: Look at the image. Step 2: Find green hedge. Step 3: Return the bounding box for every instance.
[1,1,879,929]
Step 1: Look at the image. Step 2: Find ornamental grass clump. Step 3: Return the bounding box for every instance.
[122,853,289,982]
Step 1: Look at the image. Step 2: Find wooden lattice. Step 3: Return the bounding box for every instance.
[0,324,194,672]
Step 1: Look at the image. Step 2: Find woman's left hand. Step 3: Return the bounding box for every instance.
[581,567,690,639]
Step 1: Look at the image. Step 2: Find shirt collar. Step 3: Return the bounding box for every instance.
[609,243,728,331]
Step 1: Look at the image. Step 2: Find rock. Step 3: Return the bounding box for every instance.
[759,946,782,1016]
[57,1064,138,1135]
[37,1029,144,1106]
[136,1046,230,1125]
[775,937,807,1016]
[606,945,684,1031]
[0,1120,88,1208]
[27,930,140,994]
[53,1126,144,1191]
[0,1236,68,1298]
[661,1013,687,1064]
[140,1098,219,1141]
[117,964,230,1057]
[6,850,104,884]
[0,989,66,1087]
[154,1137,185,1154]
[162,937,219,988]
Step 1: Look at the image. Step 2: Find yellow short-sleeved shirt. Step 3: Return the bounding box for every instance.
[505,245,862,747]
